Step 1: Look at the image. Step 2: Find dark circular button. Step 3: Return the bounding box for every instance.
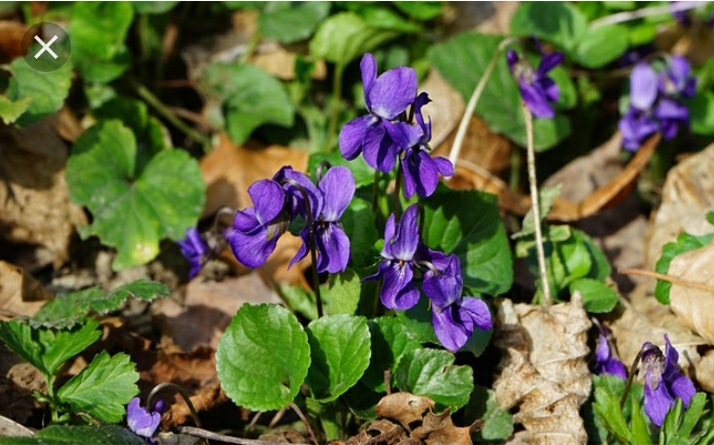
[21,22,71,72]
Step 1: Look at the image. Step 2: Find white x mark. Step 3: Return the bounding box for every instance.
[34,35,58,59]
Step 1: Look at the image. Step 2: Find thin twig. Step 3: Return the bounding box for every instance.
[448,37,518,170]
[133,81,212,148]
[589,1,708,28]
[521,103,551,307]
[620,349,644,408]
[177,426,311,445]
[290,403,319,445]
[618,267,714,294]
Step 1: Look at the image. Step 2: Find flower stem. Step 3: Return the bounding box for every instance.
[239,29,261,64]
[280,178,324,318]
[392,161,403,218]
[620,349,644,408]
[290,403,319,445]
[147,382,203,429]
[324,62,346,153]
[133,82,212,149]
[448,37,519,170]
[590,1,707,28]
[521,103,552,307]
[371,170,380,212]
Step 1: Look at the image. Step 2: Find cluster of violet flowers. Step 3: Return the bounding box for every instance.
[594,328,696,428]
[619,56,696,151]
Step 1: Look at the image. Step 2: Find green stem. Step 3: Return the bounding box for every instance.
[133,82,212,149]
[448,37,519,169]
[46,374,59,423]
[392,161,403,218]
[240,30,261,64]
[325,62,345,152]
[371,170,380,212]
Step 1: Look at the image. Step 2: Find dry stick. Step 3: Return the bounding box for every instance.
[289,403,319,445]
[590,1,708,28]
[619,267,714,294]
[177,426,310,445]
[448,37,518,170]
[521,104,552,307]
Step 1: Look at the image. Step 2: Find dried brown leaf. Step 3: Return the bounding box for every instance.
[0,414,33,437]
[645,141,714,269]
[375,393,435,429]
[493,294,591,445]
[152,271,281,351]
[411,409,473,445]
[0,260,53,319]
[668,244,714,344]
[0,21,27,63]
[0,119,87,267]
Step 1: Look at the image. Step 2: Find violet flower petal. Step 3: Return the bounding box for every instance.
[368,67,417,120]
[314,223,351,273]
[422,254,463,308]
[538,52,565,74]
[630,63,659,111]
[386,204,420,261]
[363,133,400,173]
[519,79,555,118]
[384,121,423,150]
[288,227,310,270]
[644,370,676,427]
[318,166,355,222]
[249,180,285,226]
[273,166,322,218]
[339,115,378,161]
[380,261,419,310]
[127,397,161,439]
[506,49,519,71]
[459,297,493,331]
[360,53,377,110]
[229,225,279,269]
[403,149,439,198]
[432,305,470,352]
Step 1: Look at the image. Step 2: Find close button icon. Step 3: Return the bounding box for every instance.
[21,22,70,72]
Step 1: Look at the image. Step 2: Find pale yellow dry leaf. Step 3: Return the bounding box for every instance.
[493,294,591,445]
[668,244,714,344]
[645,142,714,269]
[0,261,53,319]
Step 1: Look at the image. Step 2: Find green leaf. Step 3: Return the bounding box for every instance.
[578,229,612,281]
[0,320,101,377]
[569,278,619,313]
[361,316,421,392]
[33,280,170,329]
[593,378,632,443]
[310,12,399,65]
[465,386,514,441]
[574,24,628,68]
[325,269,362,316]
[395,349,473,411]
[679,392,708,439]
[279,284,319,320]
[510,2,587,53]
[306,314,371,402]
[0,95,31,124]
[94,97,170,174]
[339,198,379,268]
[630,397,653,445]
[460,323,492,357]
[131,1,178,13]
[69,2,134,82]
[396,291,439,345]
[512,184,562,239]
[392,1,442,20]
[422,187,513,296]
[687,91,714,135]
[216,304,310,411]
[258,2,330,43]
[199,63,294,144]
[357,6,421,33]
[429,32,571,150]
[654,232,714,304]
[308,151,374,189]
[6,57,72,126]
[66,121,205,270]
[0,425,147,445]
[57,351,139,423]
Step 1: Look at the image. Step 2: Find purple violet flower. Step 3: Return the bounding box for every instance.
[364,204,424,310]
[619,60,694,151]
[228,179,289,269]
[339,53,417,173]
[593,325,627,379]
[289,166,354,274]
[127,397,162,439]
[386,92,453,198]
[506,49,564,118]
[641,334,696,427]
[422,255,492,352]
[177,228,209,279]
[273,166,321,219]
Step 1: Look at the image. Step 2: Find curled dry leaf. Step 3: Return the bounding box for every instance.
[493,294,591,445]
[645,141,714,269]
[447,132,658,222]
[668,244,714,344]
[0,260,53,319]
[372,393,473,445]
[420,69,465,150]
[0,119,87,267]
